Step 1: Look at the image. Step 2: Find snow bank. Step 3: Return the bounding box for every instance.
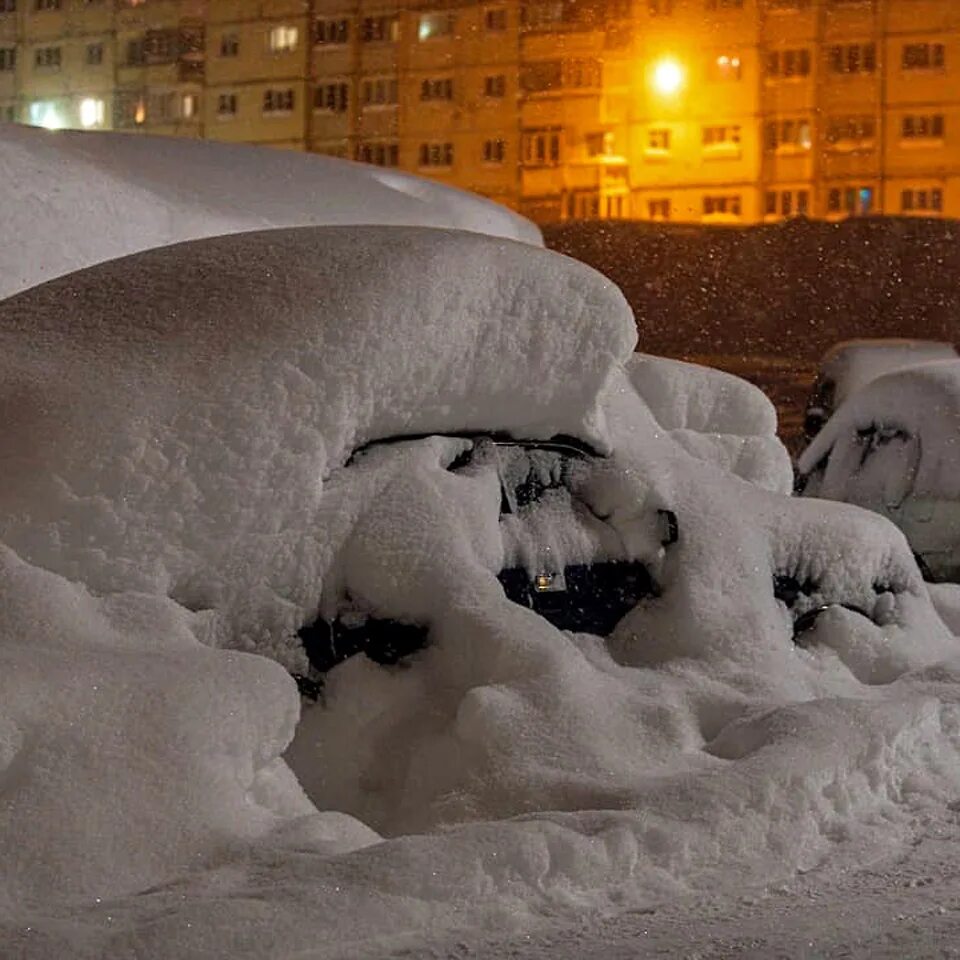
[4,217,960,959]
[626,354,793,493]
[0,125,540,299]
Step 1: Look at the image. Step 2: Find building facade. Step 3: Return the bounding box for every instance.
[1,0,959,224]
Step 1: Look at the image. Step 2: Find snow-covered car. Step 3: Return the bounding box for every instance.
[803,338,957,439]
[296,433,678,691]
[4,136,960,958]
[797,359,960,582]
[0,123,538,299]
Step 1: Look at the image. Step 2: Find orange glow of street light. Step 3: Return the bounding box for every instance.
[652,58,685,96]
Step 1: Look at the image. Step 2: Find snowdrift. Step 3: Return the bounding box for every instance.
[3,220,960,959]
[0,124,540,299]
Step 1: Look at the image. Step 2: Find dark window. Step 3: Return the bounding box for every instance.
[314,83,348,112]
[262,88,295,113]
[484,7,507,30]
[482,138,506,163]
[903,43,945,70]
[483,74,506,97]
[315,19,349,45]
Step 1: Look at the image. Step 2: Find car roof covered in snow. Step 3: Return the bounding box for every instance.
[816,338,957,408]
[0,125,541,299]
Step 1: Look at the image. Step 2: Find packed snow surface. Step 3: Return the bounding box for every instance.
[3,221,960,959]
[0,124,540,299]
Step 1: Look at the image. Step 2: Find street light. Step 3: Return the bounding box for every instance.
[652,57,685,96]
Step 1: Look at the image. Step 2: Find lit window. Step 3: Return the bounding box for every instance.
[710,54,742,81]
[269,26,298,53]
[79,97,104,127]
[181,93,198,119]
[28,100,63,129]
[418,12,455,41]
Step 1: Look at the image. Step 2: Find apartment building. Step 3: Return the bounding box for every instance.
[1,0,959,224]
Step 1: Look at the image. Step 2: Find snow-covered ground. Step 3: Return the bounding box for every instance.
[4,130,960,959]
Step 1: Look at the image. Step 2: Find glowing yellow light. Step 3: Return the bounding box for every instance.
[652,58,684,96]
[534,574,553,592]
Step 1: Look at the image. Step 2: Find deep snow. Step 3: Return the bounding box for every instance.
[4,134,960,960]
[0,124,539,299]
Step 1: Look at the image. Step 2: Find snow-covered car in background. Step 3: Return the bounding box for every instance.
[798,359,960,582]
[0,123,538,299]
[803,338,957,439]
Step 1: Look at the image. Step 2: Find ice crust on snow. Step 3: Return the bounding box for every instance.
[3,204,960,955]
[0,124,540,299]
